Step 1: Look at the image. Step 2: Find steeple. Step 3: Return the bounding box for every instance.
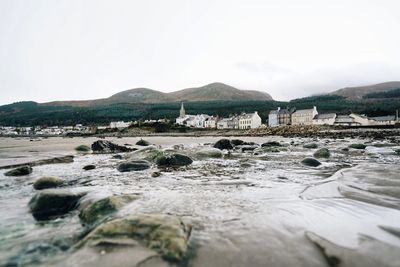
[180,102,185,118]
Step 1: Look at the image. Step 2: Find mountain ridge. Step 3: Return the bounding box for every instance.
[43,82,273,107]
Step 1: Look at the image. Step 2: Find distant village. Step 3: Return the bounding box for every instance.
[0,102,399,136]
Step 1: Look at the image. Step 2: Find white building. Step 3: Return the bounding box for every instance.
[238,112,262,129]
[313,113,337,125]
[292,106,318,125]
[204,116,217,128]
[109,121,132,129]
[217,118,230,129]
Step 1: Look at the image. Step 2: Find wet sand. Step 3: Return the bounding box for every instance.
[0,136,400,266]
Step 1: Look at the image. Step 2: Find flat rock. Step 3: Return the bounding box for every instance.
[261,141,281,147]
[349,143,367,149]
[79,213,192,262]
[136,139,150,146]
[303,143,319,149]
[117,160,151,172]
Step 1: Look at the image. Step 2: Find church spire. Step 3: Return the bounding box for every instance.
[180,102,185,118]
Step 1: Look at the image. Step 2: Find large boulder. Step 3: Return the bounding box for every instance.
[4,165,32,176]
[156,154,193,167]
[213,139,233,150]
[33,176,64,190]
[91,140,135,153]
[301,157,322,167]
[128,146,164,162]
[313,148,331,158]
[79,194,139,225]
[349,143,367,150]
[79,213,192,262]
[231,139,244,146]
[117,160,151,172]
[29,189,87,220]
[196,148,223,158]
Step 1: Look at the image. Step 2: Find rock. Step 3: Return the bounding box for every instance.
[395,149,400,155]
[29,189,87,220]
[313,148,331,158]
[117,160,151,172]
[301,157,321,167]
[33,176,64,190]
[240,145,259,152]
[156,154,193,167]
[79,213,192,262]
[342,147,350,152]
[261,141,281,147]
[349,143,367,149]
[151,171,161,177]
[213,139,233,150]
[91,140,135,153]
[136,139,150,146]
[0,156,74,171]
[79,194,139,225]
[83,165,96,171]
[75,145,91,152]
[112,154,123,159]
[303,143,318,149]
[128,146,164,162]
[231,139,244,146]
[4,165,33,176]
[196,147,223,158]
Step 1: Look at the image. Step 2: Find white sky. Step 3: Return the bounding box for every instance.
[0,0,399,104]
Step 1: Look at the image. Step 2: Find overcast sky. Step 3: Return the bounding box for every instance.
[0,0,399,104]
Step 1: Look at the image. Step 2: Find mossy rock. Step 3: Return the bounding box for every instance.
[79,213,192,262]
[75,145,91,152]
[196,148,223,158]
[29,189,87,220]
[151,171,161,177]
[301,157,321,167]
[155,154,193,167]
[33,176,64,190]
[349,143,367,149]
[303,143,318,149]
[4,165,32,176]
[117,160,151,172]
[79,195,139,225]
[313,148,331,158]
[136,139,150,146]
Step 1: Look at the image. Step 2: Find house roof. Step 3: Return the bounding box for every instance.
[238,112,258,119]
[293,108,316,114]
[314,113,336,120]
[371,115,396,121]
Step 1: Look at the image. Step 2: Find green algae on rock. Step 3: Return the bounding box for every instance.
[79,213,192,262]
[79,195,139,225]
[4,165,33,176]
[33,176,64,190]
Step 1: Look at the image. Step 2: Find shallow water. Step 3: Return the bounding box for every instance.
[0,136,400,266]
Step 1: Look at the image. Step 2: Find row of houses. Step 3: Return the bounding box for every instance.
[268,106,399,127]
[175,103,262,129]
[0,124,92,136]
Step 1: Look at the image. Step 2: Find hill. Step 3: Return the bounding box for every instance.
[330,81,400,99]
[43,83,273,107]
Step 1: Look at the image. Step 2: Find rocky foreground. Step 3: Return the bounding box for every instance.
[0,135,400,266]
